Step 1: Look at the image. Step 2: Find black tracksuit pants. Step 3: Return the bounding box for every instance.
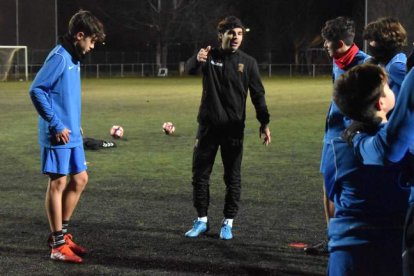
[192,124,244,219]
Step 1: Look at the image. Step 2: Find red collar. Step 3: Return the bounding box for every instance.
[334,44,359,70]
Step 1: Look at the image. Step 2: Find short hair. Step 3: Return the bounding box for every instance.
[321,16,355,46]
[217,16,245,34]
[334,64,387,125]
[68,10,105,43]
[363,17,407,52]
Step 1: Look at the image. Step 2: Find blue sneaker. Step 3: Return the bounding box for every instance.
[185,220,209,238]
[220,224,233,240]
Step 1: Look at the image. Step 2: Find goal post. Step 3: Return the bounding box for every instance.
[0,45,28,81]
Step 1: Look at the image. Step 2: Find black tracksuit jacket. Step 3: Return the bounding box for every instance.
[187,48,270,128]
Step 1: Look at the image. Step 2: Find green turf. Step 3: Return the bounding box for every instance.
[0,76,331,275]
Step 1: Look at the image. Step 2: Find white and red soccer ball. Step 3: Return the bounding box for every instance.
[110,125,124,139]
[162,122,175,135]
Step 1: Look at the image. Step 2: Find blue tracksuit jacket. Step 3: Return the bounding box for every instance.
[385,52,407,99]
[29,44,82,148]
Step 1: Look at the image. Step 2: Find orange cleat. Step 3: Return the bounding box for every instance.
[50,244,83,263]
[64,234,87,255]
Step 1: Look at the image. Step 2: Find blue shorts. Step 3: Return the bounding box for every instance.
[41,145,87,175]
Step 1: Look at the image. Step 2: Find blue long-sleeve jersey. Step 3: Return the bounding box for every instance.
[29,45,82,148]
[323,50,370,143]
[354,69,414,164]
[320,50,369,177]
[327,135,409,250]
[327,65,414,251]
[385,52,407,99]
[353,68,414,202]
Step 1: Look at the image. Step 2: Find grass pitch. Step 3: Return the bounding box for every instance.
[0,76,331,275]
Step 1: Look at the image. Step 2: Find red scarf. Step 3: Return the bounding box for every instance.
[334,44,359,69]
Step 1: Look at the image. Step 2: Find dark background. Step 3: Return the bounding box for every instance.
[0,0,413,65]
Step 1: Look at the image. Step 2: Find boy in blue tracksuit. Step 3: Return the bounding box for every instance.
[29,10,105,263]
[377,64,414,276]
[363,17,407,98]
[306,17,369,255]
[329,64,414,275]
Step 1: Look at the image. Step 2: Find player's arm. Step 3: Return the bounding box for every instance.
[352,131,388,165]
[385,67,414,162]
[353,68,414,163]
[248,59,271,145]
[186,46,211,75]
[29,54,67,134]
[388,61,407,98]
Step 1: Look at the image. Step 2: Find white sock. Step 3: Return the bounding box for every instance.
[223,218,233,227]
[198,216,208,223]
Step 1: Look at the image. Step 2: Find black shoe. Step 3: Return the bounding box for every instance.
[304,240,328,255]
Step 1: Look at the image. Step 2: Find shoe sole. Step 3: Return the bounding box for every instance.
[50,254,83,264]
[185,227,209,238]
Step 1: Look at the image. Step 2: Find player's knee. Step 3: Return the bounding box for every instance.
[77,174,88,190]
[48,175,67,193]
[70,173,88,191]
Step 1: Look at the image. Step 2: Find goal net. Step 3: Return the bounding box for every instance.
[0,46,28,81]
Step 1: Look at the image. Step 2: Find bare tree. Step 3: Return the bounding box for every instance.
[279,0,326,65]
[96,0,231,68]
[238,0,333,65]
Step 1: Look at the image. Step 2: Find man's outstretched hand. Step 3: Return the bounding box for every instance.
[197,46,211,63]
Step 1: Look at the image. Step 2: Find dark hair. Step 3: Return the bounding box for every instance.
[217,16,245,34]
[363,17,407,54]
[333,64,387,144]
[68,10,105,43]
[321,16,355,46]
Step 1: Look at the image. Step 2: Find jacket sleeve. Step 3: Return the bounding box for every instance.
[385,67,414,162]
[387,61,406,98]
[353,68,414,163]
[29,53,66,133]
[186,54,201,75]
[248,59,270,126]
[353,130,388,165]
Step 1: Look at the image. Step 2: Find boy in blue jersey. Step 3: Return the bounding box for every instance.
[305,17,369,255]
[29,10,105,263]
[328,63,411,275]
[363,17,407,98]
[351,64,414,276]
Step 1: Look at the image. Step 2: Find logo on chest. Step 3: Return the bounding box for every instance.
[210,59,223,67]
[68,64,80,72]
[238,63,244,73]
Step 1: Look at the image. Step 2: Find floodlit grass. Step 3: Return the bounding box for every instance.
[0,76,331,275]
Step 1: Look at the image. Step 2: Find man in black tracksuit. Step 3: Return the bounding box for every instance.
[184,16,271,240]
